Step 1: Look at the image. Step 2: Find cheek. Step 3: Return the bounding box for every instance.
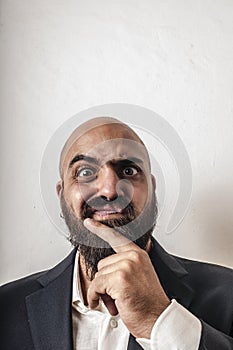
[64,187,84,217]
[66,183,95,214]
[131,180,151,211]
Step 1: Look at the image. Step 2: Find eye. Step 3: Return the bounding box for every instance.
[122,166,139,176]
[76,167,96,179]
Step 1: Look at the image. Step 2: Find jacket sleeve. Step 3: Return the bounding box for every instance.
[199,320,233,350]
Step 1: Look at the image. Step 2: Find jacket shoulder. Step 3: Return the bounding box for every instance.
[175,256,233,308]
[1,270,46,295]
[176,255,233,283]
[0,271,49,314]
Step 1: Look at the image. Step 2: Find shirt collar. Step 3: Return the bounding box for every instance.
[72,250,108,314]
[72,250,80,303]
[72,251,87,309]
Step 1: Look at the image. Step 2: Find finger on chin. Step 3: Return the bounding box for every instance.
[83,218,138,253]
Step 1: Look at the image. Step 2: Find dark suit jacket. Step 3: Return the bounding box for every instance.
[1,238,233,350]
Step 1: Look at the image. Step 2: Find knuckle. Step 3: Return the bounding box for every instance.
[123,259,134,271]
[116,269,128,283]
[140,248,148,259]
[128,250,142,262]
[97,258,108,271]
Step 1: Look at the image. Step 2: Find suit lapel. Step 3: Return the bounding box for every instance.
[127,238,195,350]
[26,249,76,350]
[149,238,194,309]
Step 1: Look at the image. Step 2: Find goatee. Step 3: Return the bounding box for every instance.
[60,192,158,280]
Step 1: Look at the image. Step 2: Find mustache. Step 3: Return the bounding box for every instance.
[82,195,134,219]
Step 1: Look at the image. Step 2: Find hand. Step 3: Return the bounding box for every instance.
[84,218,170,339]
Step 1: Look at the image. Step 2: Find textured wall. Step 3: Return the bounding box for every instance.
[1,0,233,284]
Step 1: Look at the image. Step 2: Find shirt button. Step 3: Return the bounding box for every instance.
[110,318,118,328]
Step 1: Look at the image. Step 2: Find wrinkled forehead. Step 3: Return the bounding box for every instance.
[74,138,148,164]
[61,123,151,176]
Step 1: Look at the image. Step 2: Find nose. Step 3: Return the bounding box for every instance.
[95,166,123,201]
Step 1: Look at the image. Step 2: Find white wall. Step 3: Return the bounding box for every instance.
[1,0,233,284]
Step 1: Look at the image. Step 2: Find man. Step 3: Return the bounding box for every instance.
[1,117,233,349]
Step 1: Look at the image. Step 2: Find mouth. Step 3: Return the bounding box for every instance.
[87,205,125,220]
[92,210,123,220]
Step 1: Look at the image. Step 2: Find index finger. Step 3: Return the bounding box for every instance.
[83,218,140,253]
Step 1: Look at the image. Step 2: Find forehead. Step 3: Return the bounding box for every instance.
[62,124,149,171]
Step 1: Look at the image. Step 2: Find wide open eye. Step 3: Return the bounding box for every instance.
[122,166,139,176]
[76,167,97,180]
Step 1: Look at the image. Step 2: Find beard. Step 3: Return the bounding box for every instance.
[60,191,158,280]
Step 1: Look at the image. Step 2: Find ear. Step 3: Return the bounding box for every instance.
[56,180,63,199]
[151,174,156,191]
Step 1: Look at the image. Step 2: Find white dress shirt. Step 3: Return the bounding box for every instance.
[72,251,202,349]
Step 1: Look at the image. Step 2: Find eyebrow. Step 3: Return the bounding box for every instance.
[68,154,144,169]
[69,154,98,168]
[116,157,144,165]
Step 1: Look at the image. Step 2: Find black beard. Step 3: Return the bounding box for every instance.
[60,192,158,280]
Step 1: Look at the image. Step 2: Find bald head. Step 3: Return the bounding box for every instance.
[59,117,149,180]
